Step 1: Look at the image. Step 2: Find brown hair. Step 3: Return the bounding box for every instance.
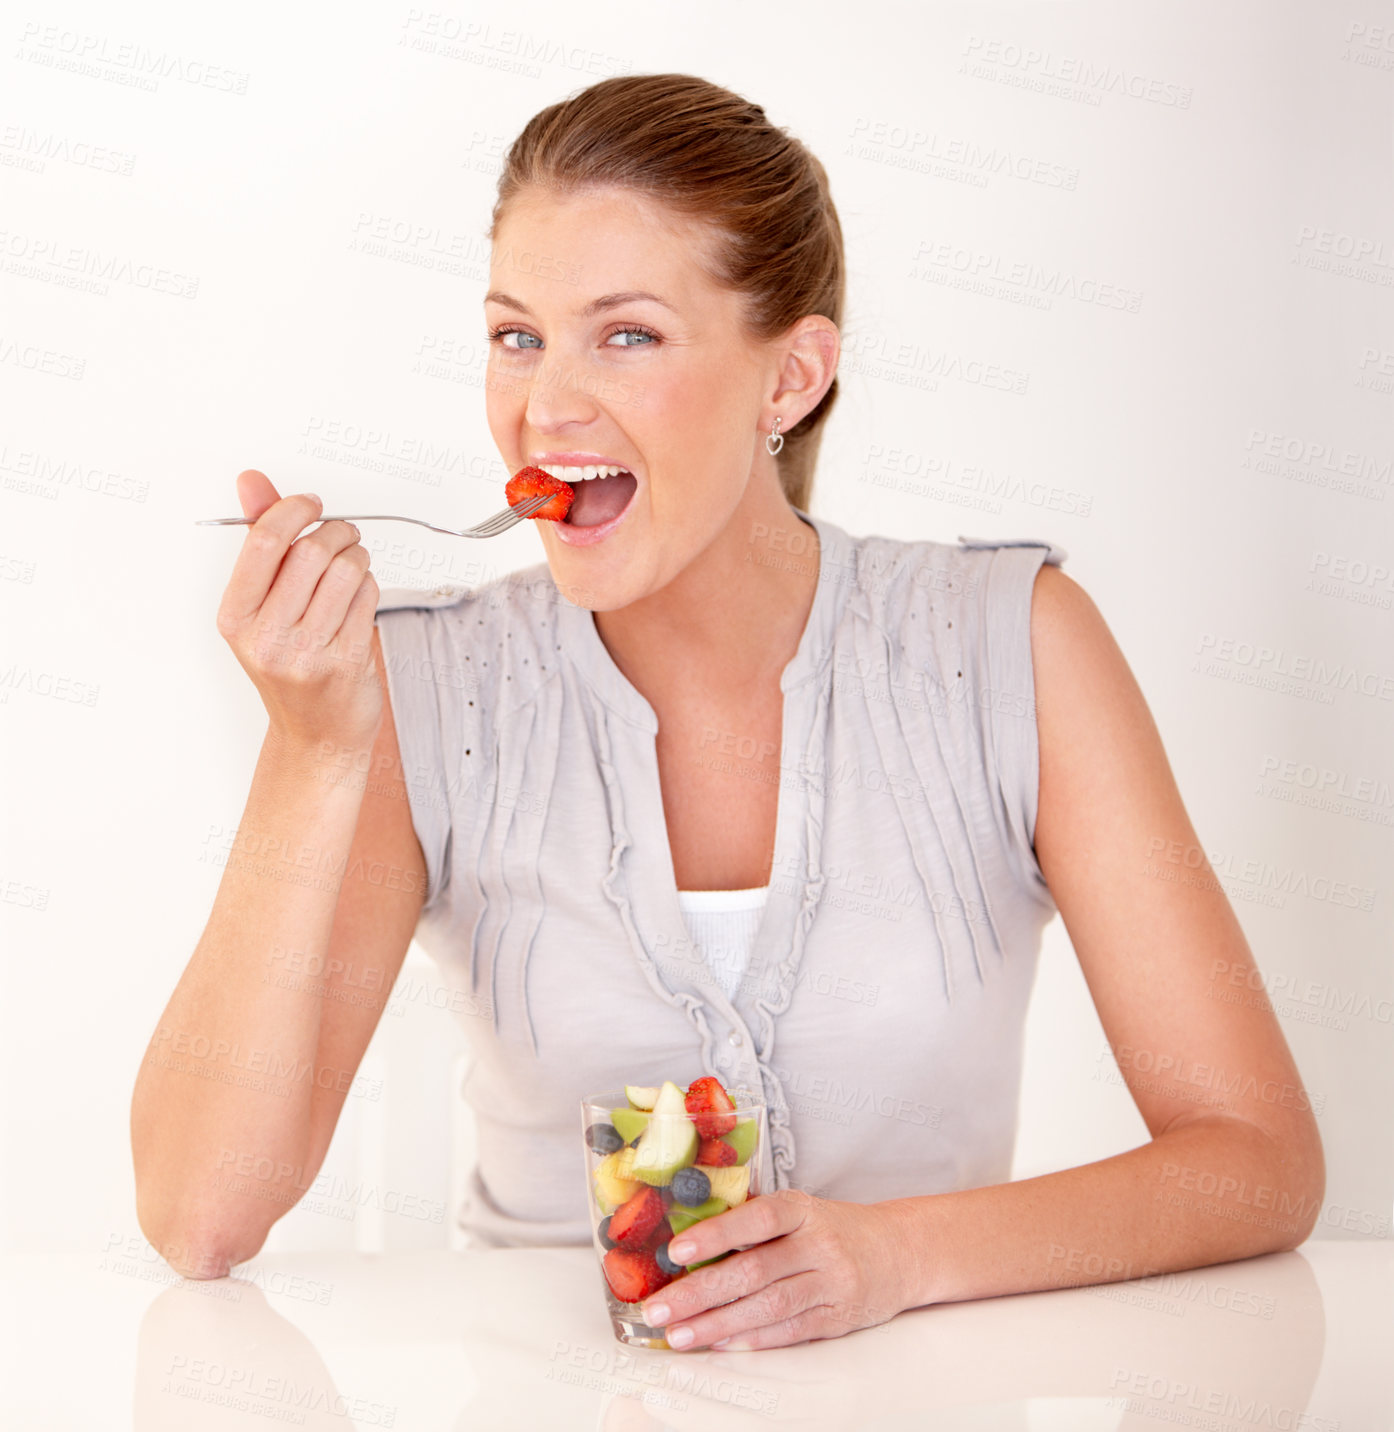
[488,73,844,512]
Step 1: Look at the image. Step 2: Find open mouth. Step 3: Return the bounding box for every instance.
[564,470,637,528]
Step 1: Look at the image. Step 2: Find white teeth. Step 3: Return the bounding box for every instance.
[535,463,631,482]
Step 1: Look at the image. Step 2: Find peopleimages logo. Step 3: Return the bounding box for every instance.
[1196,633,1394,703]
[1211,960,1392,1027]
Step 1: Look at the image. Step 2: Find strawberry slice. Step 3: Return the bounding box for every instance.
[685,1075,737,1139]
[504,465,574,522]
[607,1185,665,1248]
[602,1246,673,1303]
[696,1137,738,1167]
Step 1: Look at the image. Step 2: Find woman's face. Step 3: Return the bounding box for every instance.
[484,185,782,611]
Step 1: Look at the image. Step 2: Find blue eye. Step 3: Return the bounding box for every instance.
[488,327,542,349]
[606,325,659,347]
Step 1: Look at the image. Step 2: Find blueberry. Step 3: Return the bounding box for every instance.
[671,1167,711,1206]
[654,1241,683,1277]
[586,1122,623,1155]
[597,1215,614,1249]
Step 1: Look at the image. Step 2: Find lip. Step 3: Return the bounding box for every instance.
[529,452,637,470]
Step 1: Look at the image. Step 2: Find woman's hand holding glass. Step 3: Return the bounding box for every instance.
[641,1187,915,1351]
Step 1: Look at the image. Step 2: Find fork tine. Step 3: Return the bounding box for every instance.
[469,492,551,536]
[470,512,518,537]
[515,491,555,520]
[470,506,525,537]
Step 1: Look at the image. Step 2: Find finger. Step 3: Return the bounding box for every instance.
[258,519,362,635]
[326,569,380,669]
[663,1188,810,1269]
[236,467,281,522]
[710,1303,835,1353]
[297,540,371,650]
[645,1232,810,1330]
[661,1270,826,1351]
[221,491,324,625]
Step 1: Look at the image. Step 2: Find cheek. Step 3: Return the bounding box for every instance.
[646,357,753,458]
[483,369,523,434]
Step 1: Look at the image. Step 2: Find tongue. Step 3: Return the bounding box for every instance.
[566,472,636,527]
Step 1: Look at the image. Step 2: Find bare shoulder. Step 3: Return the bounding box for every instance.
[1026,559,1185,894]
[1027,562,1159,776]
[1028,561,1112,659]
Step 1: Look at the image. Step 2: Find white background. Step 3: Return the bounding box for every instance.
[2,0,1390,1261]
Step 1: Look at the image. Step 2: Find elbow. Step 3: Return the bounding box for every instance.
[1246,1103,1326,1253]
[1273,1115,1327,1252]
[1161,1106,1327,1254]
[135,1190,269,1281]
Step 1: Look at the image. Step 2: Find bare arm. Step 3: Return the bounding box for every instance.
[130,472,428,1278]
[883,563,1326,1306]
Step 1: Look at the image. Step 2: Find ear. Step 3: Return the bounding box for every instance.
[768,315,840,428]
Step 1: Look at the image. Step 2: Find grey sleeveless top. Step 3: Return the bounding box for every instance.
[373,509,1066,1248]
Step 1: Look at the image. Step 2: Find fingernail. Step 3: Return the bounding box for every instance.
[711,1337,731,1348]
[667,1327,693,1348]
[645,1303,670,1326]
[669,1242,695,1262]
[305,492,321,504]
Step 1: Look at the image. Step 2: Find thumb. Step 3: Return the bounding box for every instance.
[236,468,283,523]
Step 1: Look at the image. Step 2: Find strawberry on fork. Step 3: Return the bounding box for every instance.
[505,465,574,522]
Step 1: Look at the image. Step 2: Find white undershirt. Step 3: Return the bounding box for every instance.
[675,886,769,1002]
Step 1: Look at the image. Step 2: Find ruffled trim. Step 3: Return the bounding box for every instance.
[746,672,833,1190]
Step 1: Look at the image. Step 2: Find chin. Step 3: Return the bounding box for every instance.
[535,528,640,613]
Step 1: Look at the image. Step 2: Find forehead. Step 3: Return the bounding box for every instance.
[488,184,728,306]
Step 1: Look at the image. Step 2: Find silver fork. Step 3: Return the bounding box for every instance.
[194,490,555,537]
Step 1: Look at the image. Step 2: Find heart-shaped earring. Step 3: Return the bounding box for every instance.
[765,417,784,456]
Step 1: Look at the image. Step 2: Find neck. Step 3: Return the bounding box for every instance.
[593,476,820,700]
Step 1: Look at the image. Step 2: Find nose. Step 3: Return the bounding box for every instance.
[523,345,601,435]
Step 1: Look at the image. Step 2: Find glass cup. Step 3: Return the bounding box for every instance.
[580,1085,769,1349]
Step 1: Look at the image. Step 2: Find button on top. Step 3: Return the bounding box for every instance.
[728,1031,743,1047]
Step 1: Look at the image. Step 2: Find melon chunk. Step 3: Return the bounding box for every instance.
[702,1164,749,1207]
[592,1146,640,1212]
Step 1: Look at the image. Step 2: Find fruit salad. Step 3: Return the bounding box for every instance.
[581,1076,764,1347]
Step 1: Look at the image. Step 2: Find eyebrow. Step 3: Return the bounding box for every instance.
[483,289,677,316]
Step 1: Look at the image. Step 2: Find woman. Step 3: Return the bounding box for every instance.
[131,74,1323,1353]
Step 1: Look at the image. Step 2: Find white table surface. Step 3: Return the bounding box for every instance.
[0,1241,1384,1429]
